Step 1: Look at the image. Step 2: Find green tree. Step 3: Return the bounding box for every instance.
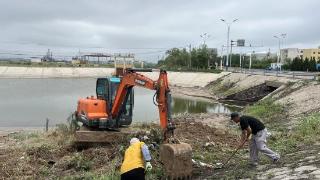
[309,57,317,71]
[160,45,219,70]
[291,57,303,71]
[303,58,310,71]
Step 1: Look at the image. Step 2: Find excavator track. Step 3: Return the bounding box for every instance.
[74,126,132,148]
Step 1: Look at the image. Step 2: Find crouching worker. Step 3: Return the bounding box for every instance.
[120,138,152,180]
[230,112,280,166]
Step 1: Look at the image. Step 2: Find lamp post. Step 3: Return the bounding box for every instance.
[200,33,211,69]
[200,33,210,45]
[273,33,286,64]
[230,40,236,67]
[220,18,238,71]
[220,45,225,70]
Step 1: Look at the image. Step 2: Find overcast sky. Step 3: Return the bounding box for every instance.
[0,0,319,62]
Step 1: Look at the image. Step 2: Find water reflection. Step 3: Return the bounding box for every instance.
[172,97,239,114]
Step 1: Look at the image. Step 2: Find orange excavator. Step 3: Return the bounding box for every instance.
[73,68,192,179]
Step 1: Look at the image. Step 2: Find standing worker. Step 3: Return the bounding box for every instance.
[230,112,280,166]
[120,138,152,180]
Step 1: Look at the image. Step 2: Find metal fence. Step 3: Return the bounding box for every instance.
[228,68,320,80]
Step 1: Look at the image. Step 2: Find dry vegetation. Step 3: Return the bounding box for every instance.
[0,117,241,179]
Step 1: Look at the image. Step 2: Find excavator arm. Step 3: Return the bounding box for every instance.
[111,68,175,141]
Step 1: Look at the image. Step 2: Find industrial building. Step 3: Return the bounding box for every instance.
[280,47,320,61]
[300,48,320,60]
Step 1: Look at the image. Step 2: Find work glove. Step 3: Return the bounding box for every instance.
[145,162,152,172]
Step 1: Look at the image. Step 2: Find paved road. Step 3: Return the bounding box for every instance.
[226,67,320,80]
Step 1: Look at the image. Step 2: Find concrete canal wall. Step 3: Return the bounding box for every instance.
[0,66,229,87]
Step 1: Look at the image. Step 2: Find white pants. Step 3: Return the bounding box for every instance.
[250,129,280,162]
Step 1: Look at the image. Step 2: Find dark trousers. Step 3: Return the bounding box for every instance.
[121,167,145,180]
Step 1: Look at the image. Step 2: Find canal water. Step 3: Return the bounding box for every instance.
[0,78,238,127]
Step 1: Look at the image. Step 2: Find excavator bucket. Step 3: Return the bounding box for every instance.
[160,143,193,179]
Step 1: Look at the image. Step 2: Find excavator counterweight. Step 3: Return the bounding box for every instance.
[73,68,192,179]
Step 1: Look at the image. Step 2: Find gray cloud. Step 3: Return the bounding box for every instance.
[0,0,319,61]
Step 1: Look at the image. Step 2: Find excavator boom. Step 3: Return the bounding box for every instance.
[110,68,174,140]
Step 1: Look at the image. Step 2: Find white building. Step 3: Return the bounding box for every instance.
[252,51,277,61]
[280,48,301,61]
[30,57,41,63]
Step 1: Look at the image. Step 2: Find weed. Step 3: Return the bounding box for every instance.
[267,172,275,179]
[62,173,120,180]
[294,113,320,142]
[9,131,39,141]
[146,167,164,180]
[269,113,320,154]
[56,123,71,135]
[39,166,50,176]
[244,98,285,124]
[68,153,92,171]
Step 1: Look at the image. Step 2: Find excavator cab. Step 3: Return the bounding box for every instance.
[76,76,133,129]
[96,77,133,126]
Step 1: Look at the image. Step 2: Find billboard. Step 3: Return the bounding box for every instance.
[237,39,245,47]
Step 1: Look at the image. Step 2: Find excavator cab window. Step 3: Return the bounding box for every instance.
[95,77,134,126]
[96,78,109,100]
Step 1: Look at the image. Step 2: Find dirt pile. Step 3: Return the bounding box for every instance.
[175,119,238,149]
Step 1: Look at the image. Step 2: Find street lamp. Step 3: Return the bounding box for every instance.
[200,33,211,69]
[220,18,238,70]
[273,33,286,64]
[200,33,210,45]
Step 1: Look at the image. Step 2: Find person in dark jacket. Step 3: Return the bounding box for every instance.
[231,112,280,166]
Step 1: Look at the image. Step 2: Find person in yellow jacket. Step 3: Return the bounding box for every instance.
[120,137,152,180]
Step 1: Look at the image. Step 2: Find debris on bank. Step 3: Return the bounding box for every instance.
[0,115,239,179]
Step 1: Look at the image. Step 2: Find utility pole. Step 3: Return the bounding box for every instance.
[239,53,242,70]
[229,40,236,68]
[200,33,211,69]
[249,52,252,70]
[220,45,224,70]
[188,44,192,69]
[220,18,238,71]
[273,33,286,64]
[226,25,230,70]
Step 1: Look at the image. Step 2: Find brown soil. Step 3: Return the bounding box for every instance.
[0,115,239,179]
[175,119,238,149]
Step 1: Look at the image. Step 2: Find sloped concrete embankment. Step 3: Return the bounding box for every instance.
[207,73,295,99]
[208,72,320,118]
[0,66,229,88]
[0,66,114,78]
